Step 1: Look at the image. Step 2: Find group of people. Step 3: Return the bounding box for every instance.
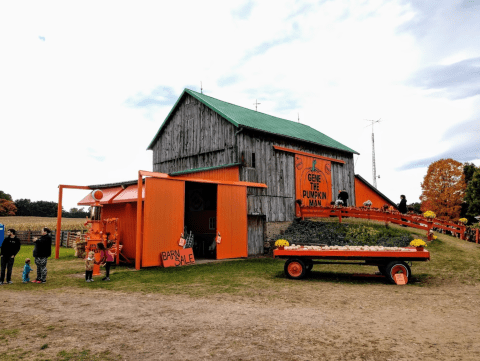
[84,240,115,282]
[1,228,115,285]
[0,227,52,284]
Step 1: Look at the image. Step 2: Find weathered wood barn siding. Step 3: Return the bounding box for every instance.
[237,129,355,222]
[152,94,237,173]
[150,93,355,223]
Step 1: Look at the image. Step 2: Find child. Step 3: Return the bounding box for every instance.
[97,242,114,281]
[85,251,95,282]
[22,258,33,283]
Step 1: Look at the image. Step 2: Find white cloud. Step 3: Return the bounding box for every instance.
[0,0,479,211]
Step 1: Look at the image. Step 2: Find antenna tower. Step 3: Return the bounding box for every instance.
[253,99,261,111]
[366,119,381,188]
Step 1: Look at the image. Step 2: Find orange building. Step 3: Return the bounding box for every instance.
[78,168,266,268]
[354,174,397,209]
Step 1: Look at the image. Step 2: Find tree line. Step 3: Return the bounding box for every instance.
[0,191,89,218]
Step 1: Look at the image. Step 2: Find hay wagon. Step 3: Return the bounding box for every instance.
[273,246,430,285]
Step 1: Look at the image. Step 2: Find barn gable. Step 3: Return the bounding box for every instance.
[148,88,358,155]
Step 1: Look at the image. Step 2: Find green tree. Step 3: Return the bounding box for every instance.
[0,190,13,201]
[464,163,477,185]
[14,199,59,217]
[464,168,480,220]
[407,202,422,214]
[14,199,32,216]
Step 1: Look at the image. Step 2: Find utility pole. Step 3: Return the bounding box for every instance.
[366,119,382,188]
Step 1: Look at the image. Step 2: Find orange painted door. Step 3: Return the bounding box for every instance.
[216,185,248,259]
[142,178,185,267]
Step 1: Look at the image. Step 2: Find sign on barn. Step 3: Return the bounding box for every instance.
[295,155,332,207]
[161,248,195,267]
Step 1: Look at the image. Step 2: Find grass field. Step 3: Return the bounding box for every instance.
[0,216,87,231]
[1,220,480,361]
[4,224,480,295]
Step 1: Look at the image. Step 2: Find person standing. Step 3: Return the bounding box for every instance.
[32,227,52,284]
[399,195,407,214]
[22,258,33,283]
[339,189,349,207]
[85,251,95,282]
[97,242,115,281]
[398,195,408,227]
[0,229,21,285]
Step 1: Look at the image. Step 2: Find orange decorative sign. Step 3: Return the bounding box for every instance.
[178,235,186,247]
[394,273,407,285]
[161,248,195,267]
[295,155,332,207]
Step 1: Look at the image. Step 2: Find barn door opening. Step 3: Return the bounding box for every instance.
[184,181,217,260]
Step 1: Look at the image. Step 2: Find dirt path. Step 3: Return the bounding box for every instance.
[1,282,480,361]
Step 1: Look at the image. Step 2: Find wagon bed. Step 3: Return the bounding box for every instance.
[273,247,430,285]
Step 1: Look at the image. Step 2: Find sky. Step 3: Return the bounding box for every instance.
[1,0,479,212]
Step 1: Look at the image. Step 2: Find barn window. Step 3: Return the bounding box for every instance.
[209,217,216,230]
[252,153,256,168]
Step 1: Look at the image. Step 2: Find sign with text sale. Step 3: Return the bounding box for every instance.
[295,155,332,207]
[161,248,195,268]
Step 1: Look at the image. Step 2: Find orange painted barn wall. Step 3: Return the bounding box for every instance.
[354,178,396,209]
[102,202,140,260]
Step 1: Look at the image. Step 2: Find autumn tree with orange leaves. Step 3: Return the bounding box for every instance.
[420,159,466,221]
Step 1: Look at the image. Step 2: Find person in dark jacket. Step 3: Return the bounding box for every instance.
[398,195,407,214]
[32,227,52,283]
[0,229,21,285]
[338,189,349,207]
[398,195,408,227]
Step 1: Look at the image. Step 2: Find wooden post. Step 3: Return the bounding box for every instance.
[427,220,433,241]
[476,229,479,244]
[55,186,63,259]
[135,172,143,270]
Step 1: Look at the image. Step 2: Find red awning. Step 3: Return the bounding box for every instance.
[77,185,145,206]
[111,184,145,203]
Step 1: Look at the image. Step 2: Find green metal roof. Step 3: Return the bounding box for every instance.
[148,88,358,154]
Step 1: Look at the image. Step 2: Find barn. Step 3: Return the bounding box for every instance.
[149,88,358,230]
[75,88,359,267]
[354,174,398,209]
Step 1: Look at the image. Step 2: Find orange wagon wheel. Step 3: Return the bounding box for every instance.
[386,261,411,285]
[284,258,307,280]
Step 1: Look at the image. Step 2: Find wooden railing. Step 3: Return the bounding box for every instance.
[296,205,467,241]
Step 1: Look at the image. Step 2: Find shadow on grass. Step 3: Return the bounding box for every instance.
[273,270,390,285]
